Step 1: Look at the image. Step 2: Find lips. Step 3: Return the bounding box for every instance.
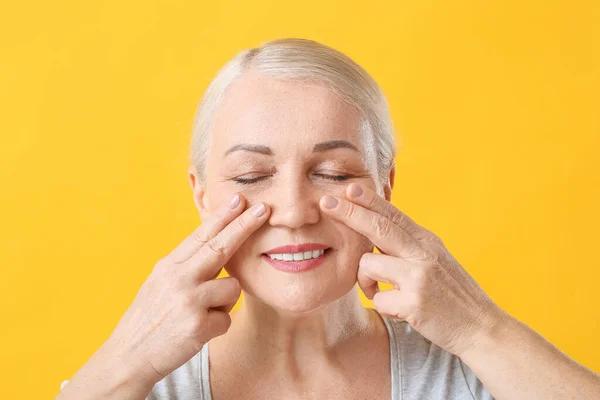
[261,246,331,272]
[263,243,330,255]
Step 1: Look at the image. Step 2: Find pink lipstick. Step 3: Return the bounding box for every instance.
[262,243,331,273]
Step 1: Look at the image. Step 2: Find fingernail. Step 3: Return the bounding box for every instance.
[229,194,240,209]
[252,203,266,217]
[322,195,338,209]
[350,184,363,198]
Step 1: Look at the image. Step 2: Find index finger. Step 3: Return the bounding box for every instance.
[167,193,247,264]
[186,202,271,281]
[345,183,433,242]
[320,195,432,261]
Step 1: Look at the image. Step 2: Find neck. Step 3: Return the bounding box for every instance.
[224,286,382,372]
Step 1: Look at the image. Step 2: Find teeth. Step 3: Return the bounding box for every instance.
[267,249,326,261]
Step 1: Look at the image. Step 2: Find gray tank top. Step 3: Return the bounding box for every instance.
[142,315,495,399]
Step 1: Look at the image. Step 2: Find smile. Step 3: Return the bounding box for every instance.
[262,243,332,272]
[266,249,325,261]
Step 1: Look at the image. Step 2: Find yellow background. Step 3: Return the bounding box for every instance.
[1,1,599,398]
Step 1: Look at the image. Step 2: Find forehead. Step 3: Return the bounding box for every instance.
[210,71,364,151]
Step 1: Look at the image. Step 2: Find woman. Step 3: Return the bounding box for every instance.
[58,38,600,400]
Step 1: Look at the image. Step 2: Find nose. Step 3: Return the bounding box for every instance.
[266,172,321,229]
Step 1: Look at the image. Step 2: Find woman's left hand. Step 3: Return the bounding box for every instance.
[320,183,510,358]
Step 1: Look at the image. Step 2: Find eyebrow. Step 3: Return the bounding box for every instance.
[224,144,273,156]
[313,140,359,153]
[223,140,360,157]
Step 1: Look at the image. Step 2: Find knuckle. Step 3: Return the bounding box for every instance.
[415,262,443,289]
[389,269,404,287]
[422,247,438,263]
[390,211,405,227]
[206,238,228,258]
[170,292,192,316]
[343,203,357,220]
[153,256,170,271]
[410,266,426,284]
[170,273,190,293]
[189,316,205,338]
[410,244,432,261]
[151,260,179,286]
[183,294,198,312]
[425,233,444,248]
[366,192,379,208]
[236,213,250,231]
[373,216,392,239]
[191,229,210,246]
[435,237,446,249]
[430,260,446,276]
[413,246,426,260]
[420,265,436,287]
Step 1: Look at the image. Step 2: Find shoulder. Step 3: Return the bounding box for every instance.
[384,317,495,400]
[146,345,206,400]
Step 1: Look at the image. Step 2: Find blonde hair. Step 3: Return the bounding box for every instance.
[189,38,398,189]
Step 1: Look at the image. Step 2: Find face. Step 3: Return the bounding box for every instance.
[189,71,391,313]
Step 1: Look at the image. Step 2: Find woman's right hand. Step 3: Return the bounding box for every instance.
[102,193,270,385]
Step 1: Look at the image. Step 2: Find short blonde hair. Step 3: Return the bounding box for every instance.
[189,38,397,189]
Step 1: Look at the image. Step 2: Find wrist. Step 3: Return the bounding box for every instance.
[99,336,163,389]
[74,336,160,399]
[459,307,520,364]
[59,343,158,400]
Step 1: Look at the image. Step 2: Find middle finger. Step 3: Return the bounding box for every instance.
[344,183,434,242]
[320,195,433,262]
[168,193,246,264]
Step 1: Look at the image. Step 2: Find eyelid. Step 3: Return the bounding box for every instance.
[232,171,353,185]
[314,173,351,182]
[233,175,270,185]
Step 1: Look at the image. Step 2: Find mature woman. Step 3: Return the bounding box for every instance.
[58,38,600,400]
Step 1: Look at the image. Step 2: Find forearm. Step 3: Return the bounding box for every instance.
[460,314,600,400]
[56,338,158,400]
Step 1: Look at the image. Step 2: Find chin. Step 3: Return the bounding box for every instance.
[228,261,360,315]
[265,282,356,314]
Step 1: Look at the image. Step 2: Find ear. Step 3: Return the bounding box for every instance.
[188,165,210,219]
[383,163,395,202]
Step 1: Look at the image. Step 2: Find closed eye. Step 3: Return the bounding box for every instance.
[233,174,351,185]
[233,176,270,185]
[314,173,351,182]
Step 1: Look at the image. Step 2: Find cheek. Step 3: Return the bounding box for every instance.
[221,226,264,275]
[205,190,234,213]
[207,184,265,214]
[336,226,374,269]
[344,228,374,259]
